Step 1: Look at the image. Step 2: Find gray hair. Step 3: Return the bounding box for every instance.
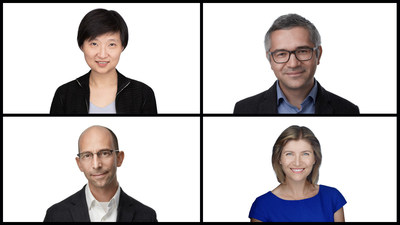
[264,14,321,60]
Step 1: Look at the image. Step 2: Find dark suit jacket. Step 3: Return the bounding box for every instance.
[44,185,157,222]
[234,80,359,114]
[50,70,157,114]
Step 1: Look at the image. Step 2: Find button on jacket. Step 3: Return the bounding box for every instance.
[50,70,157,114]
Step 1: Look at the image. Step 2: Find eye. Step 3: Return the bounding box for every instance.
[100,150,112,157]
[285,152,293,156]
[296,49,311,54]
[109,43,116,47]
[81,153,91,159]
[90,42,98,46]
[275,51,288,58]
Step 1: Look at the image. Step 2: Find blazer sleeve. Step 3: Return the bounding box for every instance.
[141,86,157,114]
[43,205,56,222]
[50,87,64,114]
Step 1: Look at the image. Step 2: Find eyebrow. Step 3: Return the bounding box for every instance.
[79,148,112,153]
[272,46,313,52]
[282,150,313,153]
[87,38,119,42]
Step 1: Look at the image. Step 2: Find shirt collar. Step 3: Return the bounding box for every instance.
[85,183,121,211]
[276,79,318,106]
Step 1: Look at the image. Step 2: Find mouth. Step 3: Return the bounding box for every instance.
[285,70,304,76]
[96,61,109,67]
[290,168,305,173]
[91,171,108,178]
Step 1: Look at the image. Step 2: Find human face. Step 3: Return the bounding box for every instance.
[280,139,315,183]
[76,126,124,190]
[81,32,124,76]
[269,27,322,93]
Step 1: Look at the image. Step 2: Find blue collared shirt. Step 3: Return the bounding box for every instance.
[276,80,318,114]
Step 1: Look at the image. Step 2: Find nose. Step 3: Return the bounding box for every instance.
[97,46,108,58]
[286,52,301,68]
[91,154,102,169]
[294,155,301,166]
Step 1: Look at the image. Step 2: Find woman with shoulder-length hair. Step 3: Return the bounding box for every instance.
[50,8,157,114]
[249,125,346,222]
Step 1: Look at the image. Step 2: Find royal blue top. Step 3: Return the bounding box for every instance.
[249,185,347,222]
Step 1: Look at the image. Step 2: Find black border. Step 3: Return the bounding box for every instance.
[2,2,398,224]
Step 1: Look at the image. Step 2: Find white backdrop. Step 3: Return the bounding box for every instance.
[3,3,200,113]
[203,117,396,222]
[204,3,397,113]
[3,117,200,222]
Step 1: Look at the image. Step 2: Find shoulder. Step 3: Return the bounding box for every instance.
[318,184,347,212]
[54,73,89,94]
[118,72,154,91]
[253,191,276,205]
[121,190,156,216]
[317,83,359,114]
[234,82,276,114]
[318,184,345,199]
[44,188,84,220]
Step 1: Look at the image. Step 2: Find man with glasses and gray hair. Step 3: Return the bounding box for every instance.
[44,125,157,222]
[234,13,359,114]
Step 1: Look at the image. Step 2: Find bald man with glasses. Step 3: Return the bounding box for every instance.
[44,125,157,222]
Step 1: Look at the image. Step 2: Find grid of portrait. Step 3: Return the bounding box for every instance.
[2,2,397,223]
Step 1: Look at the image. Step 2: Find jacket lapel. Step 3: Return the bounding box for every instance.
[258,81,278,114]
[116,188,135,222]
[314,81,334,114]
[75,72,91,113]
[69,185,91,222]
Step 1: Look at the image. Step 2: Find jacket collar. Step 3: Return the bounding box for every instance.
[70,185,136,222]
[259,79,334,114]
[259,81,279,114]
[75,69,131,95]
[116,188,138,222]
[69,185,91,222]
[314,81,335,114]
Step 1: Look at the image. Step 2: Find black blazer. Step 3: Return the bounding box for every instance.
[44,185,157,222]
[50,70,157,114]
[234,80,359,114]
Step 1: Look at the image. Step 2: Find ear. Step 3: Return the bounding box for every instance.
[76,157,84,172]
[317,46,322,65]
[116,151,125,167]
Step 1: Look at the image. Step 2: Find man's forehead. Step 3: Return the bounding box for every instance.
[270,27,312,49]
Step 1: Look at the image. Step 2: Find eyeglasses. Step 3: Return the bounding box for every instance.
[77,149,119,161]
[269,47,318,64]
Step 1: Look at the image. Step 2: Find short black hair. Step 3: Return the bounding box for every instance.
[77,8,129,49]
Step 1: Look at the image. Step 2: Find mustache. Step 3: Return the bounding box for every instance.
[284,67,306,73]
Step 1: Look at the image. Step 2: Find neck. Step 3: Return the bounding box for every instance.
[89,69,118,88]
[280,180,315,199]
[279,80,314,109]
[88,180,119,202]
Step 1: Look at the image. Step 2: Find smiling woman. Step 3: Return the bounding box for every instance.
[249,125,346,222]
[50,8,157,114]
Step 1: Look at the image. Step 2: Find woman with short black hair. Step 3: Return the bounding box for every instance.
[50,8,157,114]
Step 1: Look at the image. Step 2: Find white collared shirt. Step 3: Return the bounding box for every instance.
[85,184,121,222]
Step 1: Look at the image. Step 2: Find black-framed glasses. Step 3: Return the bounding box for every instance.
[77,149,119,161]
[269,46,318,64]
